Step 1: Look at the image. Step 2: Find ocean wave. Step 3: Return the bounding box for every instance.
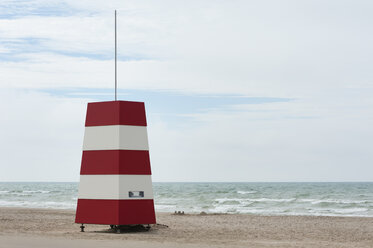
[8,193,33,196]
[215,198,296,204]
[237,208,288,214]
[299,199,370,205]
[0,190,51,195]
[237,191,257,194]
[251,198,296,203]
[0,199,76,209]
[1,182,372,217]
[308,207,369,214]
[23,190,51,194]
[155,205,179,211]
[210,205,239,213]
[332,208,368,213]
[208,206,372,216]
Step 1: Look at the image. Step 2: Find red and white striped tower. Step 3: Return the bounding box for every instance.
[75,100,156,228]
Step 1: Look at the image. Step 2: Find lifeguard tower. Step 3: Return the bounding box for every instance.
[75,100,156,232]
[75,11,156,233]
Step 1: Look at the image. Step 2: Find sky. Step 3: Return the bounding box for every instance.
[0,0,372,182]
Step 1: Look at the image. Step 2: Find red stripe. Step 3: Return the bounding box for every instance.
[85,101,147,127]
[80,150,151,175]
[75,199,156,225]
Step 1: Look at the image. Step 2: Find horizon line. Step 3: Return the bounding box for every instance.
[0,181,372,183]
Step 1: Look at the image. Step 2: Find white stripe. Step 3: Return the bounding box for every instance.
[83,125,149,151]
[78,175,154,200]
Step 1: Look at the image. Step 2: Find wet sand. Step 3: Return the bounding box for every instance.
[0,207,372,248]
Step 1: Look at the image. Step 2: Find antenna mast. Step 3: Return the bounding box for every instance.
[115,10,117,101]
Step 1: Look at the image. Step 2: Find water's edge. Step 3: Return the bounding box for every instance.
[0,182,372,217]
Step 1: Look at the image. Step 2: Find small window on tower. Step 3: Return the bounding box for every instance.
[129,191,144,198]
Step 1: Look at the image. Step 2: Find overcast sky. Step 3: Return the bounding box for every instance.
[0,0,372,182]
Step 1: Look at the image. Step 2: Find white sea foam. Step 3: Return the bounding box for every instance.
[237,191,257,194]
[215,198,296,204]
[210,205,239,213]
[10,193,32,196]
[155,205,179,211]
[332,208,368,213]
[307,199,369,205]
[23,190,51,194]
[250,198,296,202]
[298,199,317,202]
[215,198,245,204]
[307,207,369,215]
[0,199,76,209]
[238,208,286,214]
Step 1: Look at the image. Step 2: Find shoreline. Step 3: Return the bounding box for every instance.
[1,205,372,218]
[0,207,372,247]
[1,182,372,217]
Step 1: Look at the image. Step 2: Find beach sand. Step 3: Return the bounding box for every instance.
[0,207,372,248]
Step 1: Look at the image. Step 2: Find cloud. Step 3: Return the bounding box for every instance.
[1,0,372,97]
[0,88,86,181]
[0,0,372,181]
[150,99,373,182]
[0,0,81,19]
[0,86,372,182]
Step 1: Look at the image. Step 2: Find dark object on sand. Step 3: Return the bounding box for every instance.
[174,211,185,215]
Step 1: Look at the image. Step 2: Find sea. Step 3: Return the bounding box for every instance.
[0,182,372,217]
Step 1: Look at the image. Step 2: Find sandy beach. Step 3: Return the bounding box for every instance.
[0,207,372,247]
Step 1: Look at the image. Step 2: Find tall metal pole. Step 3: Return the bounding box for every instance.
[115,10,117,101]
